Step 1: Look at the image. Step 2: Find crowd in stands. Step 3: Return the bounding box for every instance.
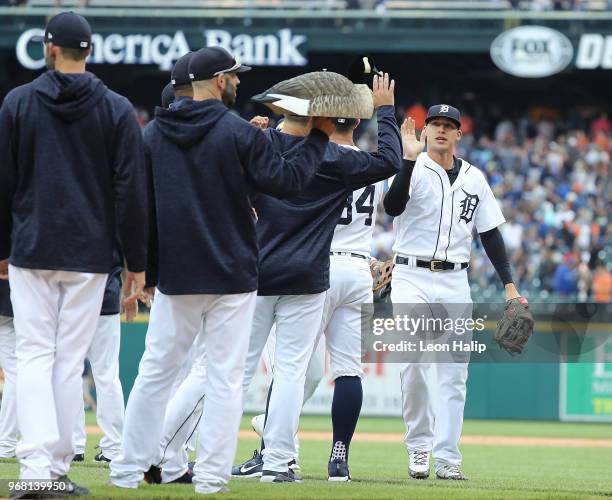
[358,104,611,303]
[5,0,611,10]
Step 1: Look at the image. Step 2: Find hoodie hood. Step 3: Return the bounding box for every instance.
[154,98,228,148]
[35,71,108,122]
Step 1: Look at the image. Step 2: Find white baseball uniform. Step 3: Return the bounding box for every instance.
[390,152,505,469]
[0,315,17,458]
[73,313,124,460]
[157,326,207,483]
[9,266,108,479]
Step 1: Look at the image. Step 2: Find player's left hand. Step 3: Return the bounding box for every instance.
[122,270,145,322]
[504,283,522,301]
[0,259,8,280]
[372,72,395,108]
[250,116,269,129]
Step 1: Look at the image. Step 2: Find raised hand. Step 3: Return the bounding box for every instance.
[311,117,336,137]
[401,117,426,161]
[372,72,395,108]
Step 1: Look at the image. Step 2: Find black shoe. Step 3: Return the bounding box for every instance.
[287,459,300,471]
[169,468,193,484]
[143,465,162,484]
[57,476,90,496]
[93,452,111,463]
[260,469,302,483]
[10,476,90,498]
[231,450,263,478]
[328,458,351,482]
[71,454,84,463]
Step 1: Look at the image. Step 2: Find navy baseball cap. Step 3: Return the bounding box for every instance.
[425,104,461,129]
[31,12,92,50]
[188,46,251,82]
[161,83,175,108]
[171,52,193,88]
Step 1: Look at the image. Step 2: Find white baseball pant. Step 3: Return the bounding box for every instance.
[317,254,371,380]
[0,315,18,458]
[242,293,326,473]
[9,265,107,479]
[110,289,256,494]
[73,313,124,460]
[391,264,472,470]
[158,327,207,483]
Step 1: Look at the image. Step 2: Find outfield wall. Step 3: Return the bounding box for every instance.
[118,321,609,422]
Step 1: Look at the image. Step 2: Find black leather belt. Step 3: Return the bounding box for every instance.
[330,252,368,260]
[396,256,468,272]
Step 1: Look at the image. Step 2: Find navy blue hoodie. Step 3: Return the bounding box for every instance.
[0,281,11,317]
[144,98,329,295]
[256,105,401,295]
[0,71,147,273]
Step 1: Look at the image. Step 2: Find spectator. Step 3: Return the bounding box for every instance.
[592,264,612,303]
[554,253,580,297]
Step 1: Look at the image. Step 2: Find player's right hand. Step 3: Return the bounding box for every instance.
[250,115,269,129]
[122,270,145,322]
[401,117,426,161]
[372,72,395,108]
[0,259,7,280]
[311,117,336,137]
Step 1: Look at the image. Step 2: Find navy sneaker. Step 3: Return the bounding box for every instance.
[328,458,351,482]
[260,469,302,483]
[71,454,84,463]
[232,450,263,478]
[169,468,193,484]
[93,452,111,463]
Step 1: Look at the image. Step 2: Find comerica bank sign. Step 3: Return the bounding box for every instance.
[16,28,307,70]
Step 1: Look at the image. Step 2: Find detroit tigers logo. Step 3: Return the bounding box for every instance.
[459,189,479,223]
[440,105,450,113]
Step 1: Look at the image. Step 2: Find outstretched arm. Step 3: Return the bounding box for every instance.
[479,227,521,300]
[383,117,425,216]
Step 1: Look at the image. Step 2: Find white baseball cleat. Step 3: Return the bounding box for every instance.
[408,450,430,479]
[436,464,468,480]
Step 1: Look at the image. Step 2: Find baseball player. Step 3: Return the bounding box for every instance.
[383,105,523,480]
[109,47,333,495]
[235,73,401,483]
[0,11,147,495]
[236,117,387,482]
[72,264,125,463]
[0,281,17,459]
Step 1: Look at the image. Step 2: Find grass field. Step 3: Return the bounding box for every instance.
[1,414,611,499]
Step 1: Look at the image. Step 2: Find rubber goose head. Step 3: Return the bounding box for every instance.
[251,71,373,119]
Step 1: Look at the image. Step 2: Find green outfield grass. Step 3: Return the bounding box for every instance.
[1,415,611,499]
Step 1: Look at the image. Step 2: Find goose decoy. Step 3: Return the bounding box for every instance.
[251,71,373,119]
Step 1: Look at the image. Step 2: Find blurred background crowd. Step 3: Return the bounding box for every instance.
[3,0,611,11]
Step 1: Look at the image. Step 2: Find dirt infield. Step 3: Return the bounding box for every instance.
[85,426,612,448]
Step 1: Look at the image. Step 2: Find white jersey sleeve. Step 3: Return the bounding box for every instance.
[474,174,505,233]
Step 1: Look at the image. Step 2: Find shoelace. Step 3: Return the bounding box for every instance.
[442,464,462,476]
[413,451,428,466]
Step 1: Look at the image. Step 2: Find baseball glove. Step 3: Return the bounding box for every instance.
[494,297,534,355]
[371,258,394,299]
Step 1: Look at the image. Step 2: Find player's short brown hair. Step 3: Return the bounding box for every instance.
[59,46,90,61]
